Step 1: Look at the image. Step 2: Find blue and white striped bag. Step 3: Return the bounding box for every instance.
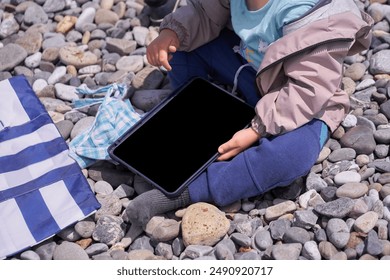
[0,76,100,259]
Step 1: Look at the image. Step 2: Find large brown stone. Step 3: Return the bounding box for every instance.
[339,125,376,155]
[181,203,230,247]
[59,46,99,69]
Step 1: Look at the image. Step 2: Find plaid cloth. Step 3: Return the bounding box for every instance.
[0,76,100,259]
[69,84,141,168]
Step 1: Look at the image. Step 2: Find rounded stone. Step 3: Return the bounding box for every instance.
[53,241,89,260]
[283,227,311,244]
[75,220,96,238]
[328,148,357,162]
[316,146,331,163]
[336,182,368,199]
[318,241,339,260]
[344,63,366,81]
[302,241,321,260]
[254,230,273,250]
[340,125,376,155]
[181,202,230,247]
[145,216,181,242]
[0,43,27,71]
[271,243,302,260]
[59,46,99,69]
[326,218,350,249]
[265,201,297,221]
[354,211,379,233]
[70,116,95,139]
[356,154,370,167]
[56,15,77,33]
[334,171,362,185]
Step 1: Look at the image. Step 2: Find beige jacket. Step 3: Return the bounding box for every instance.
[160,0,374,136]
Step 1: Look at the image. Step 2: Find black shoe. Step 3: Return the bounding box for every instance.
[148,0,180,25]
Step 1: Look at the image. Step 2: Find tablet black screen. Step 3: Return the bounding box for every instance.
[110,77,255,197]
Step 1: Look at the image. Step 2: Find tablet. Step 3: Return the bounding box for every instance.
[108,77,255,197]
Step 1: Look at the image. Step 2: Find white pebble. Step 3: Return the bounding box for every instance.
[32,78,48,93]
[334,171,361,185]
[25,52,42,68]
[48,66,67,85]
[342,114,357,128]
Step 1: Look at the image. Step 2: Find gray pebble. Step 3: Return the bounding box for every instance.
[254,230,273,250]
[91,252,113,260]
[94,180,114,195]
[95,194,123,219]
[328,148,357,162]
[145,216,180,243]
[85,243,109,257]
[375,144,389,158]
[55,119,74,140]
[0,44,27,71]
[230,232,252,247]
[326,218,350,249]
[234,216,262,237]
[181,245,214,260]
[320,187,338,202]
[334,171,362,185]
[215,243,234,260]
[302,241,321,260]
[293,210,319,229]
[33,240,57,260]
[92,215,125,246]
[75,220,96,238]
[283,227,311,244]
[306,172,328,192]
[365,230,383,256]
[155,242,173,260]
[113,183,135,198]
[269,219,291,240]
[129,236,154,253]
[314,197,355,218]
[111,250,129,260]
[20,250,41,260]
[314,228,328,242]
[272,243,302,260]
[64,110,88,124]
[57,226,81,242]
[172,237,185,257]
[234,251,261,260]
[340,125,377,155]
[70,116,95,139]
[53,241,89,260]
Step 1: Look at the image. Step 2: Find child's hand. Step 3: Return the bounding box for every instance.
[146,29,180,71]
[217,127,260,161]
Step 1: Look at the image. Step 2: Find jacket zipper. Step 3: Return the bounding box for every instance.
[256,37,354,78]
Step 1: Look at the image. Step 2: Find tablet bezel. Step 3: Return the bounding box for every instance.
[108,77,255,197]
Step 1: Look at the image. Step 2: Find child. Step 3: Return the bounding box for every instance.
[126,0,373,228]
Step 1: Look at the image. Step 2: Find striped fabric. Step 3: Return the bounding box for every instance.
[69,83,141,168]
[0,76,100,259]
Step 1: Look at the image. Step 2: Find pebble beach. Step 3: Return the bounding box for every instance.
[2,0,390,261]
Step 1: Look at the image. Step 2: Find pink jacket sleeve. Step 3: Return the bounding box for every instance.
[252,41,352,136]
[160,0,231,52]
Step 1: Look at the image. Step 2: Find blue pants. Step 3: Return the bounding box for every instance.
[168,29,259,107]
[168,29,329,206]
